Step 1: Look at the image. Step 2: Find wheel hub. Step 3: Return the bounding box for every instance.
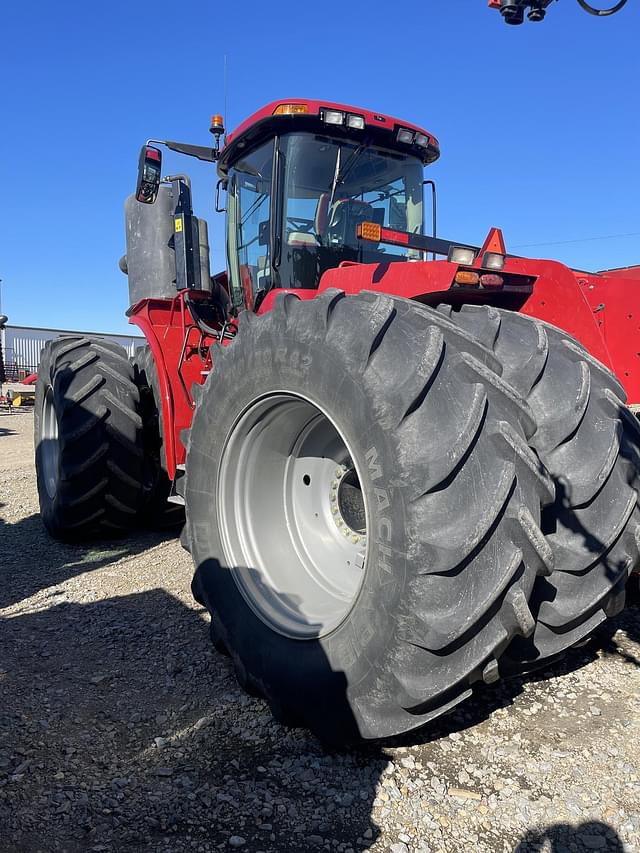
[217,393,369,639]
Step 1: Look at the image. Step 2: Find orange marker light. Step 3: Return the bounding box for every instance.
[357,222,382,243]
[455,271,481,286]
[273,103,309,115]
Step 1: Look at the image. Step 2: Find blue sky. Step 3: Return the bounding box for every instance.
[1,1,638,334]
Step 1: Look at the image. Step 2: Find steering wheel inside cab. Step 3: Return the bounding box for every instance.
[325,199,380,247]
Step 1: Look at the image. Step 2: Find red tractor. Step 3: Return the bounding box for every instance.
[35,99,640,743]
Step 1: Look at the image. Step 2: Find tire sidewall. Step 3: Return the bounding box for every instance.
[186,327,411,724]
[34,346,62,533]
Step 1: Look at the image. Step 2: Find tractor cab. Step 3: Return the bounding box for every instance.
[216,101,440,310]
[127,100,440,316]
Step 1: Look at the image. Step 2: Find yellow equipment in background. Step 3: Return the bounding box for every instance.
[6,388,35,407]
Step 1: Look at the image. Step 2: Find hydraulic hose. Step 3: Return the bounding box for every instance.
[575,0,629,15]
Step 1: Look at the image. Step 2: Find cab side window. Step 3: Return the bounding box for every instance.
[227,140,274,309]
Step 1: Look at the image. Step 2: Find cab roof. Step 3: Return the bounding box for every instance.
[217,98,440,175]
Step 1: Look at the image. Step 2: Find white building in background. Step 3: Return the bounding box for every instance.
[0,325,145,381]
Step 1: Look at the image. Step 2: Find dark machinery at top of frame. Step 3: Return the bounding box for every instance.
[495,0,629,25]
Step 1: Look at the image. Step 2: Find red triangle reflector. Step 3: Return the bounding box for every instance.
[480,227,507,256]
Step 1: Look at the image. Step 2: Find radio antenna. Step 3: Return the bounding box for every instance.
[223,55,228,143]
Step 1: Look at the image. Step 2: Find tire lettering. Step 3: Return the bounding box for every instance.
[378,543,393,575]
[365,446,382,481]
[375,488,390,512]
[365,447,394,586]
[378,517,392,543]
[359,620,375,646]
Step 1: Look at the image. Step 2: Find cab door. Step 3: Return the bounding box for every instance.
[226,140,274,310]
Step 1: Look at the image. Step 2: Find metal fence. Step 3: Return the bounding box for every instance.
[0,325,145,382]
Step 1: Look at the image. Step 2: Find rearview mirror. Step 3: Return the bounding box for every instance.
[136,145,162,204]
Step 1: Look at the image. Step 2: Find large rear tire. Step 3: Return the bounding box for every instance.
[35,337,144,540]
[184,291,554,742]
[438,305,640,667]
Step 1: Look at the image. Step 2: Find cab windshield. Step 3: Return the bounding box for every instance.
[278,132,424,289]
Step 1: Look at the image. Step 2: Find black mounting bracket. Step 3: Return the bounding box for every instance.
[167,176,201,291]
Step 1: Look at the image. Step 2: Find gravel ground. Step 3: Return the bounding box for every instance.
[1,408,640,853]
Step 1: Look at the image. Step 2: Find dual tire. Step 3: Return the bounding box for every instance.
[35,338,180,540]
[439,305,640,669]
[35,337,144,539]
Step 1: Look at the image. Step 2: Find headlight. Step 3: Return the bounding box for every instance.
[483,252,505,271]
[322,109,345,126]
[448,246,477,266]
[346,113,365,130]
[415,133,429,148]
[396,128,415,145]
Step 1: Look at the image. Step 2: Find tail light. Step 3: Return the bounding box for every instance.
[480,274,504,288]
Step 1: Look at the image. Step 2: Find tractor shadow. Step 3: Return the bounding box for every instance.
[514,820,625,852]
[2,582,634,852]
[0,586,386,852]
[0,510,178,610]
[595,574,640,667]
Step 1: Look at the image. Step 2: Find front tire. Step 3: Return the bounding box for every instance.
[35,337,144,540]
[184,291,553,742]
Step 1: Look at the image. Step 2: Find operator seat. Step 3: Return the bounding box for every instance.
[287,194,331,248]
[325,198,376,246]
